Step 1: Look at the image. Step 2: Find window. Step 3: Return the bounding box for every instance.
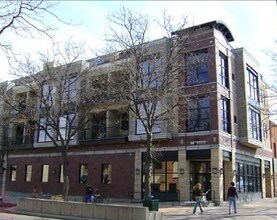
[63,76,77,101]
[38,118,53,142]
[136,102,161,134]
[263,123,268,140]
[187,96,210,132]
[41,83,56,107]
[236,163,261,193]
[141,56,161,88]
[260,89,265,105]
[10,165,17,181]
[25,165,32,182]
[185,49,209,85]
[41,165,49,182]
[221,97,230,133]
[59,165,64,183]
[59,114,75,140]
[218,52,228,88]
[80,164,88,184]
[101,163,112,184]
[92,113,106,139]
[248,108,261,141]
[121,112,129,131]
[247,67,259,102]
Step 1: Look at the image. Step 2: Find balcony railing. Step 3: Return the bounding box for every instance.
[2,135,34,149]
[79,126,128,145]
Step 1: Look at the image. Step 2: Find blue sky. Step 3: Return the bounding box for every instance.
[1,1,277,82]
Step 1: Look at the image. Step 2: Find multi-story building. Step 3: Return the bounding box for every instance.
[0,20,274,205]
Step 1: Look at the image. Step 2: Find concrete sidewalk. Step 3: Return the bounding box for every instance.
[161,198,277,219]
[1,198,277,220]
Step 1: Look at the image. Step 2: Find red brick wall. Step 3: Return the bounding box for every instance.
[6,152,135,199]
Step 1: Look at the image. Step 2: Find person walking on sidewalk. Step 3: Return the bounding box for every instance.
[192,183,204,215]
[227,182,238,215]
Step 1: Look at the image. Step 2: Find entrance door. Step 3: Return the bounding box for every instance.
[190,161,211,200]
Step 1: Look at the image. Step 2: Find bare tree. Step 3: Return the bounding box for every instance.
[103,7,190,200]
[0,41,105,200]
[0,0,68,52]
[263,40,277,122]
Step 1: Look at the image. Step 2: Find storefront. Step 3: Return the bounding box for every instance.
[142,151,179,201]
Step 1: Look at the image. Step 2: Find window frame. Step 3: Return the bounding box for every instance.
[187,96,210,132]
[247,67,259,102]
[221,97,230,133]
[38,117,53,142]
[218,52,229,88]
[185,49,209,86]
[248,108,261,141]
[136,102,161,135]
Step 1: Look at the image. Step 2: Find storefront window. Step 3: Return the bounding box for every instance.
[236,162,261,193]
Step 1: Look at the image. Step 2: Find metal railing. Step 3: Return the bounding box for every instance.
[79,126,128,141]
[2,135,34,149]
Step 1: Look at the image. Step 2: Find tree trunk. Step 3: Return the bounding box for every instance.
[61,149,70,201]
[144,132,153,200]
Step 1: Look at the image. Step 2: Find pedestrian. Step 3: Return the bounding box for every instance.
[227,182,238,214]
[192,183,204,215]
[84,183,94,203]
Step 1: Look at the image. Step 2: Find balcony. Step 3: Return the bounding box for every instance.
[79,126,128,145]
[2,135,34,150]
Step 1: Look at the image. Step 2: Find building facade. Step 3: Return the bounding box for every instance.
[0,20,274,205]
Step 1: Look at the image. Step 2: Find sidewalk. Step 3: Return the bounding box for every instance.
[1,198,277,220]
[161,198,277,219]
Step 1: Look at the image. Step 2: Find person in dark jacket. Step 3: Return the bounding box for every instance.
[192,183,204,215]
[84,183,94,203]
[227,182,238,214]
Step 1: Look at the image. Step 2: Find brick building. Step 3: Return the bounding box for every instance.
[0,20,274,205]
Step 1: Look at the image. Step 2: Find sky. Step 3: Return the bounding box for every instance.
[1,1,277,83]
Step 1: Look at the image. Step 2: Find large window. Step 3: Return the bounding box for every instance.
[248,108,261,141]
[63,76,77,102]
[247,67,259,102]
[38,117,53,142]
[136,102,161,134]
[141,56,161,88]
[148,161,179,193]
[236,163,261,193]
[101,163,112,184]
[185,49,209,85]
[41,83,56,107]
[59,114,75,140]
[221,97,230,133]
[187,96,210,132]
[91,113,106,139]
[218,52,228,88]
